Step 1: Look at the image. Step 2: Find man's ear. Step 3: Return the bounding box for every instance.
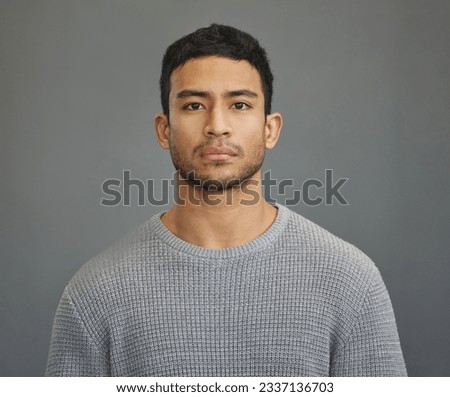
[264,112,283,149]
[154,113,170,149]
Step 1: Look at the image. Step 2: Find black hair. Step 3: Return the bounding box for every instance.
[159,23,273,116]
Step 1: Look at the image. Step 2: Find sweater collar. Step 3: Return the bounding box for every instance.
[151,203,291,259]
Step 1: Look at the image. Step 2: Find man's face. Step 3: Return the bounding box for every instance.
[165,56,268,191]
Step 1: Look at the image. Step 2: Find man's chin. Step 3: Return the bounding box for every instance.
[200,178,242,191]
[176,164,262,191]
[184,175,242,191]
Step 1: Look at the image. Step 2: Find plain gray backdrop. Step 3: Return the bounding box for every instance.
[1,0,449,376]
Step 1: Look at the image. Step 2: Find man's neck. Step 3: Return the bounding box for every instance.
[161,177,277,249]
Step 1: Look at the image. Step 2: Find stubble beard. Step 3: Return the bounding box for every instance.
[169,137,266,192]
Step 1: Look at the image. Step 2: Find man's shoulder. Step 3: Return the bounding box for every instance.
[279,205,384,322]
[281,205,379,281]
[65,212,163,300]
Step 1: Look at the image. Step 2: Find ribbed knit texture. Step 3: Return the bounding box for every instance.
[45,204,407,376]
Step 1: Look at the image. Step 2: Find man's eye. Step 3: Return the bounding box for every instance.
[232,102,250,110]
[184,103,204,110]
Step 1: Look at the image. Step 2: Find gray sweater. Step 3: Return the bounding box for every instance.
[46,204,407,376]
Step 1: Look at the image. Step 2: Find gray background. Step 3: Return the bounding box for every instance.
[1,0,449,376]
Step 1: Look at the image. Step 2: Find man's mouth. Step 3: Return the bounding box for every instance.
[200,146,238,160]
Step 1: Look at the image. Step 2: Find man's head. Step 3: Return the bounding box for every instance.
[159,23,273,117]
[155,24,282,192]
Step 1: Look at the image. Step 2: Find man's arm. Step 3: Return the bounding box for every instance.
[330,269,407,376]
[45,290,110,376]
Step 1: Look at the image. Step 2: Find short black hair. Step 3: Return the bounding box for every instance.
[159,23,273,116]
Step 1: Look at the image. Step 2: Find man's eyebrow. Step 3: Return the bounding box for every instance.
[224,89,258,98]
[176,90,210,99]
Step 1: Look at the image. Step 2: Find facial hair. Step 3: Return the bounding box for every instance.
[169,135,266,192]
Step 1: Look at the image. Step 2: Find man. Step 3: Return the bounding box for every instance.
[46,24,407,376]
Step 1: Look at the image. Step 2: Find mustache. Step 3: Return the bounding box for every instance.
[193,140,244,157]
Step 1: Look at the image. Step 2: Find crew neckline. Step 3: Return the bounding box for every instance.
[150,203,291,259]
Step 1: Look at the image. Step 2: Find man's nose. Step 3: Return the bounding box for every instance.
[204,107,231,137]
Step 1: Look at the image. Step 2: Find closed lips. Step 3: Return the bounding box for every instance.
[202,147,237,156]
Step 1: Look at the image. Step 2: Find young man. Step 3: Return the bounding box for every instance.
[46,24,407,376]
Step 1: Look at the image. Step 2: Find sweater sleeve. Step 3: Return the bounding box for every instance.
[45,290,110,376]
[330,269,408,376]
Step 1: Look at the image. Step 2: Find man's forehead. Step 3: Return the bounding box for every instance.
[169,56,263,96]
[175,55,254,70]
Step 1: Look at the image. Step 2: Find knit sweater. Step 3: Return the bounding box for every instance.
[45,204,407,376]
